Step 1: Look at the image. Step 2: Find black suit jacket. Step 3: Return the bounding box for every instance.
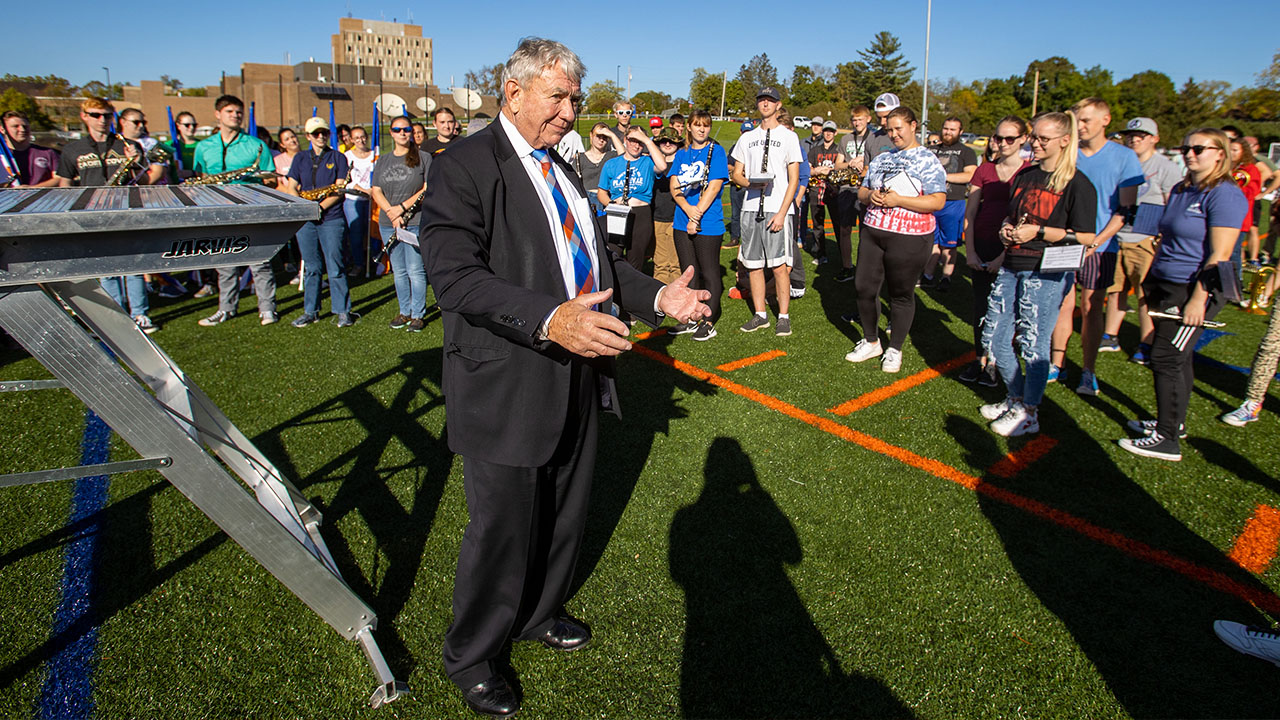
[423,118,663,468]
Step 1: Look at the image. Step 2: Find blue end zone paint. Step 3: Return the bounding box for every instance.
[1193,328,1280,381]
[39,410,111,720]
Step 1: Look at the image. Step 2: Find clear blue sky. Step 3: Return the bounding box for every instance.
[6,0,1277,102]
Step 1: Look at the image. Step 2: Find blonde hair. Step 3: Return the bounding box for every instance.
[1034,111,1080,193]
[80,97,113,114]
[1184,128,1233,190]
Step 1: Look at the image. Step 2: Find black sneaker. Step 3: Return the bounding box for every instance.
[1117,431,1181,461]
[835,268,855,283]
[937,276,951,292]
[1125,418,1188,439]
[670,321,697,335]
[692,321,717,341]
[1099,334,1121,353]
[978,362,1000,387]
[920,274,937,289]
[958,361,983,383]
[840,311,860,324]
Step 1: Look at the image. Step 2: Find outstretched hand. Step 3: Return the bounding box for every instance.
[547,288,632,358]
[659,266,712,324]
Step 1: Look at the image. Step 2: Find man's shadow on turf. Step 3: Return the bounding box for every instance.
[669,438,912,719]
[946,410,1280,718]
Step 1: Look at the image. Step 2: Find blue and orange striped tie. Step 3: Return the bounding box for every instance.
[530,148,595,296]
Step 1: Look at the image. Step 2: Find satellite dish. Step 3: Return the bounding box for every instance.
[374,93,407,115]
[452,88,483,111]
[415,96,436,112]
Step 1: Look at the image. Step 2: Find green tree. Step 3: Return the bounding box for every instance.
[1257,49,1280,91]
[1018,57,1087,114]
[1,74,75,96]
[1114,70,1177,132]
[159,75,184,94]
[1225,86,1280,120]
[971,78,1024,135]
[463,63,504,97]
[0,88,54,129]
[788,65,830,108]
[1165,77,1217,143]
[79,80,123,100]
[853,31,915,102]
[831,61,863,106]
[630,90,672,114]
[584,80,623,114]
[723,79,747,115]
[735,53,781,108]
[689,67,724,112]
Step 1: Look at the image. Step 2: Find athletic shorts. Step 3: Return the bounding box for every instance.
[1109,238,1156,297]
[1076,250,1118,290]
[739,212,795,270]
[933,199,965,248]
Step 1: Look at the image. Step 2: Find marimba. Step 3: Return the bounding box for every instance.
[0,186,407,707]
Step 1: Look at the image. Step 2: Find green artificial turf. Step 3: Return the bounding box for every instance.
[1,240,1279,719]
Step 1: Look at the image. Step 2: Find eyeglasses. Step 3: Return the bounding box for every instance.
[390,126,412,133]
[1029,134,1064,146]
[1178,144,1221,156]
[84,111,111,119]
[992,135,1022,145]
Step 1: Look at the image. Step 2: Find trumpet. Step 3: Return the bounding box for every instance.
[1245,266,1276,315]
[825,166,862,188]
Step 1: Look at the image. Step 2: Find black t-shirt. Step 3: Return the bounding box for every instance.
[420,137,452,155]
[652,165,676,222]
[56,136,142,186]
[807,141,843,203]
[1003,165,1098,273]
[931,141,978,202]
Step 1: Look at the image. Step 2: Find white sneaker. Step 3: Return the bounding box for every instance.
[845,339,883,363]
[1222,400,1262,427]
[881,348,902,373]
[991,402,1039,437]
[1214,620,1280,666]
[980,397,1014,421]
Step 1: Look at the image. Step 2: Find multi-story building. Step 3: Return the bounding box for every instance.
[331,18,432,86]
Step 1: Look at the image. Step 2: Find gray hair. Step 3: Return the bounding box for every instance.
[499,37,586,106]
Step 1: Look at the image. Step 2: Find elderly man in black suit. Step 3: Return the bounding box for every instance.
[423,37,710,717]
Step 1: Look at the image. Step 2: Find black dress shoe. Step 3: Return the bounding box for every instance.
[462,675,519,717]
[537,617,592,651]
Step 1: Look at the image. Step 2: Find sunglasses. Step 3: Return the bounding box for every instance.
[179,122,196,128]
[991,135,1022,145]
[390,126,412,133]
[310,129,330,137]
[125,119,146,125]
[615,110,632,116]
[85,111,112,119]
[1178,144,1220,156]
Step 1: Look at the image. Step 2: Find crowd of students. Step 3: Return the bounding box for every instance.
[3,91,1277,460]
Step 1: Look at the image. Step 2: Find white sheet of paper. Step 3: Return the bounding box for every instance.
[605,203,632,235]
[1039,244,1085,272]
[395,227,419,247]
[883,171,921,197]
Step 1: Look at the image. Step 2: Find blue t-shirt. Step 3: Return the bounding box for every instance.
[289,148,350,222]
[1150,181,1248,283]
[671,143,729,235]
[598,155,656,204]
[1076,141,1144,253]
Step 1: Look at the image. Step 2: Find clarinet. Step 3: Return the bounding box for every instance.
[621,159,631,204]
[756,128,771,222]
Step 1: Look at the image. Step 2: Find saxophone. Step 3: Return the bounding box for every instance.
[300,178,347,200]
[105,136,141,186]
[183,144,270,186]
[1245,266,1276,314]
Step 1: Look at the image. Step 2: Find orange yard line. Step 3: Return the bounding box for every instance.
[829,351,976,416]
[1230,505,1280,574]
[717,350,787,372]
[630,342,1280,615]
[986,436,1060,479]
[633,328,668,341]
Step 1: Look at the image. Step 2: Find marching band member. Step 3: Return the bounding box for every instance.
[671,109,729,341]
[371,116,431,332]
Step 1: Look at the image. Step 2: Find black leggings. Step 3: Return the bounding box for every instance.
[673,229,723,322]
[855,225,933,351]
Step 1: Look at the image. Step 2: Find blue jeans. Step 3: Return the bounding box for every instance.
[981,268,1073,407]
[297,218,351,316]
[383,223,428,318]
[100,275,149,318]
[344,196,376,270]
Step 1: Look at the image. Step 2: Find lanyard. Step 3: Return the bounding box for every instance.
[219,131,240,172]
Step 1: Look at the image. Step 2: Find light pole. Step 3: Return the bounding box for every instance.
[920,0,932,143]
[102,67,111,99]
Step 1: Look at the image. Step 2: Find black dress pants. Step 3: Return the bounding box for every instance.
[443,363,599,689]
[1145,277,1225,442]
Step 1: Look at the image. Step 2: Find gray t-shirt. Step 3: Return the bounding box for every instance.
[1116,151,1182,243]
[837,129,872,196]
[371,150,431,227]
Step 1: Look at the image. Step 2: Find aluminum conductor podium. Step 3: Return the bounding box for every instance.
[0,186,408,707]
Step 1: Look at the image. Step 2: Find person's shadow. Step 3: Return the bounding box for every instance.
[669,438,912,718]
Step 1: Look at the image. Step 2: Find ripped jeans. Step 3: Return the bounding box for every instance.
[981,268,1073,408]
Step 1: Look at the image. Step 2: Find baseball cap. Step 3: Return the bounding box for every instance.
[304,117,330,134]
[649,117,663,128]
[740,120,755,133]
[756,87,781,102]
[655,127,684,145]
[1124,117,1158,136]
[811,116,824,126]
[874,93,900,111]
[822,120,837,131]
